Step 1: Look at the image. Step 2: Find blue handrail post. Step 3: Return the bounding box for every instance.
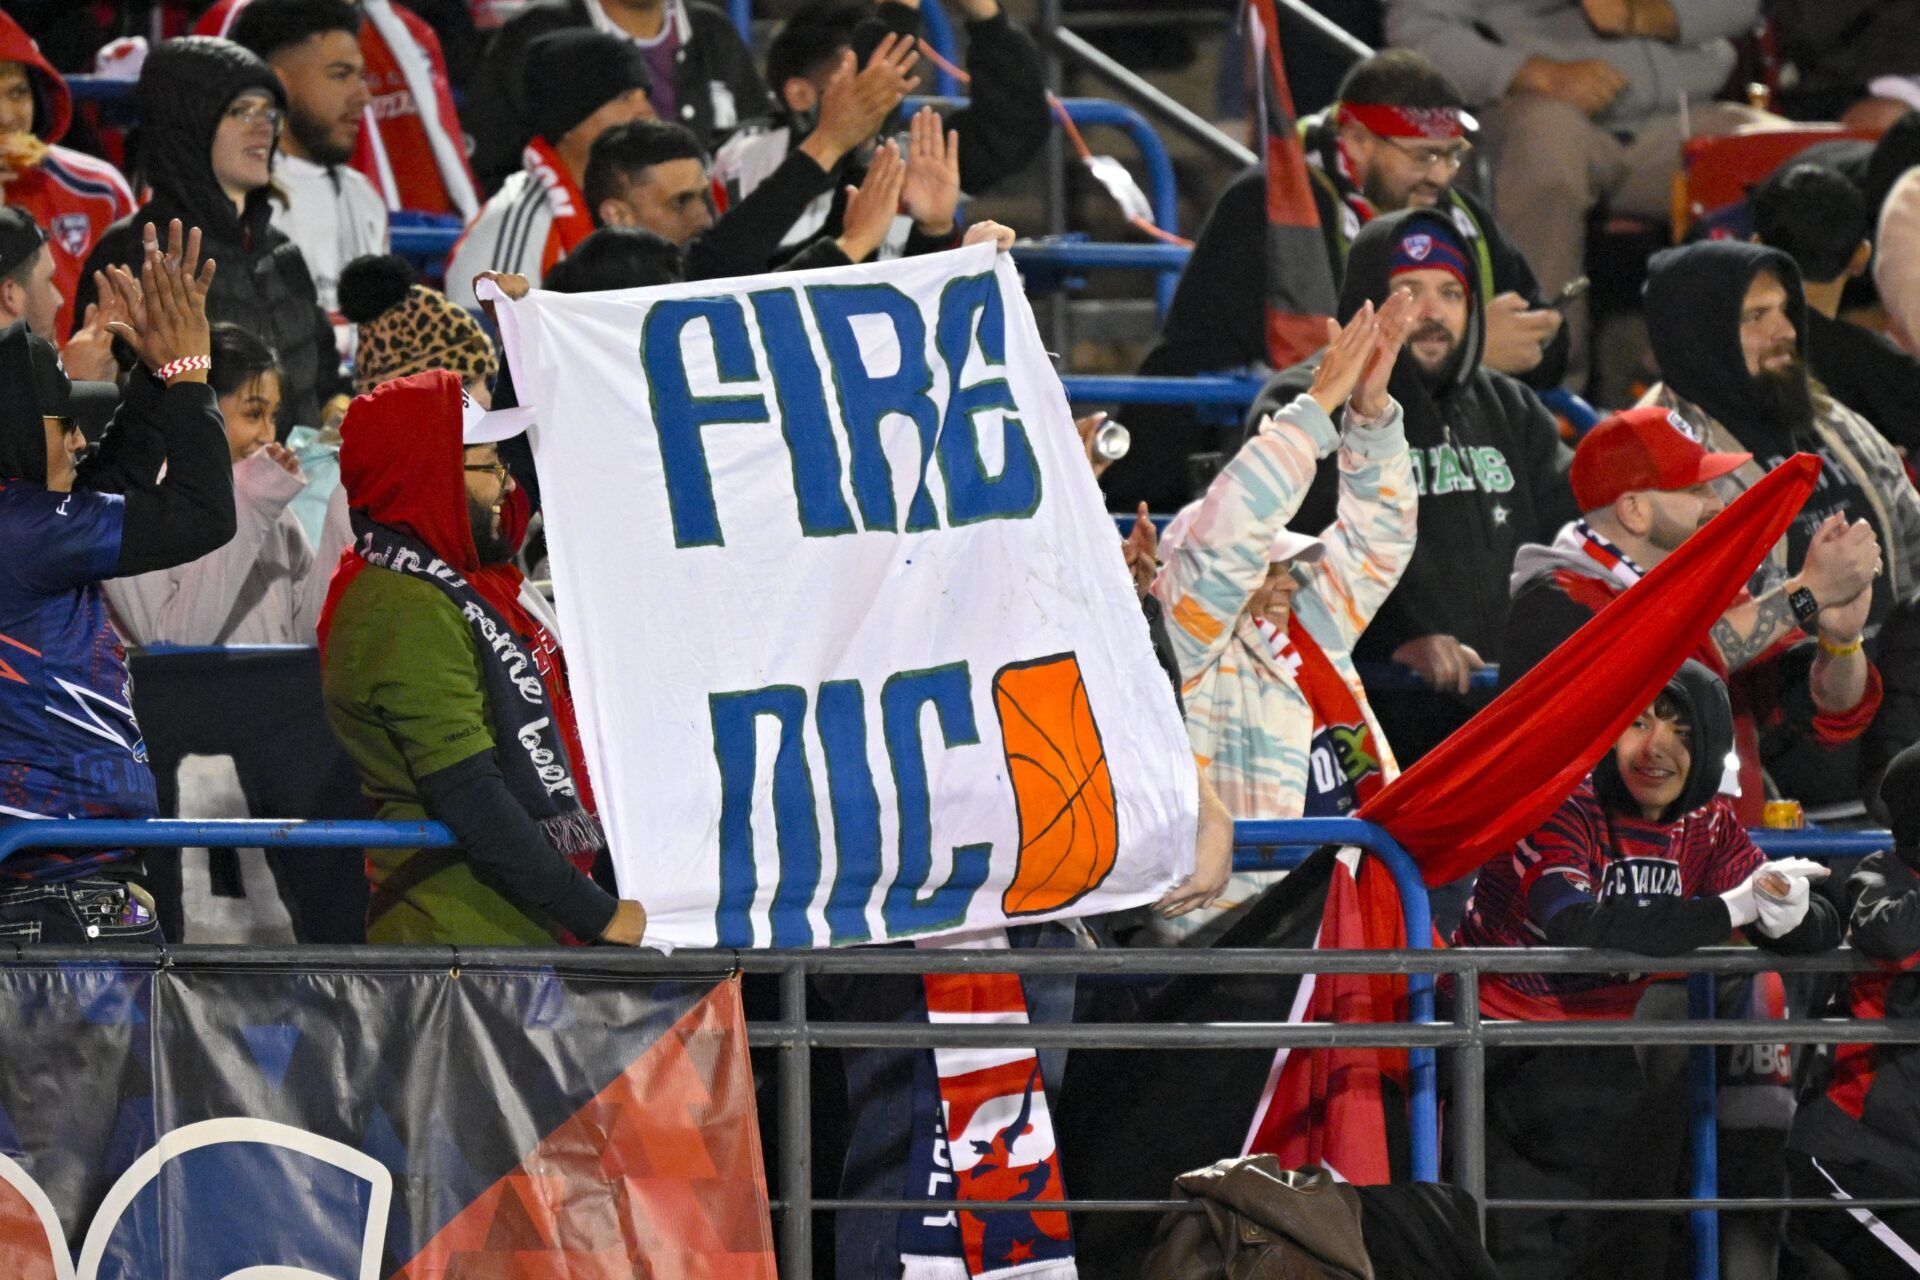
[729,0,752,41]
[916,0,962,96]
[1688,972,1721,1280]
[1233,817,1439,1183]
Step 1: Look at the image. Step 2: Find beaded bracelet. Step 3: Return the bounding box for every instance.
[155,354,212,383]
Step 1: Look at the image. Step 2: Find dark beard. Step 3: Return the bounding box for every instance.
[287,106,354,167]
[469,494,516,566]
[1409,322,1459,391]
[1752,358,1815,435]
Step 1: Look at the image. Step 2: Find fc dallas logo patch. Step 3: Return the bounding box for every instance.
[1403,233,1433,260]
[52,213,90,259]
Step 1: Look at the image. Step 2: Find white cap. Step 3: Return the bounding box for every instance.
[460,386,535,444]
[1267,529,1326,565]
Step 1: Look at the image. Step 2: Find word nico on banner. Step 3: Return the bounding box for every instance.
[489,246,1196,950]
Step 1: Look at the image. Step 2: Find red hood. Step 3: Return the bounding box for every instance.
[339,368,480,574]
[0,12,71,146]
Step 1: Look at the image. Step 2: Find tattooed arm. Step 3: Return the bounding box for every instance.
[1710,516,1881,672]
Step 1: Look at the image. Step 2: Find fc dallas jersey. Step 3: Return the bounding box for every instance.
[6,145,135,338]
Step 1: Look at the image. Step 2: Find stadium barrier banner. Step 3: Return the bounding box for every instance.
[0,961,774,1278]
[492,243,1197,948]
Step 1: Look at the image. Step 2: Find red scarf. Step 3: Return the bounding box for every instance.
[522,137,598,260]
[1260,615,1387,807]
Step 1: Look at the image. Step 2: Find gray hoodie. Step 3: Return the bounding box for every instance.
[1384,0,1757,128]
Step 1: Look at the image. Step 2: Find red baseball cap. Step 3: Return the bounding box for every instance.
[1570,406,1752,513]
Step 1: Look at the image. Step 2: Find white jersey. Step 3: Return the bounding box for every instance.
[270,153,389,357]
[444,169,554,311]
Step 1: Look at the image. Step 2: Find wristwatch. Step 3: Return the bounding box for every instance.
[1787,583,1820,632]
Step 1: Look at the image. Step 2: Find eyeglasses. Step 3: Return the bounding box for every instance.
[463,461,513,486]
[223,103,285,131]
[1382,136,1471,170]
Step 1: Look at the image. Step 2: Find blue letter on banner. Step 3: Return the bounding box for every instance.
[710,686,822,947]
[808,284,942,533]
[749,289,858,538]
[881,663,990,934]
[816,679,882,943]
[934,271,1041,524]
[643,297,770,548]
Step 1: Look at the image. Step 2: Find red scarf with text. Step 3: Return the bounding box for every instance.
[522,138,598,257]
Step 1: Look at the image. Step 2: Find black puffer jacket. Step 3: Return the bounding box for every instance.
[1258,207,1577,666]
[74,37,339,433]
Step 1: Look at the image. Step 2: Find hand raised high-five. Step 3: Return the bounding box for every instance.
[901,105,961,237]
[1304,302,1379,419]
[835,138,906,263]
[800,35,921,170]
[1349,290,1414,421]
[102,218,215,384]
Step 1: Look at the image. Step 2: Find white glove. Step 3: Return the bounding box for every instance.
[1755,871,1813,938]
[1764,857,1833,884]
[1720,874,1761,928]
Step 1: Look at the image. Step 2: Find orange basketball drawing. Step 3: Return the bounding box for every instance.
[993,653,1119,915]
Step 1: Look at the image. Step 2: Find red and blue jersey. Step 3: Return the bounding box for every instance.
[0,481,154,882]
[1454,783,1762,1019]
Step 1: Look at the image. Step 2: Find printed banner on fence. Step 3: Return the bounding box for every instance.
[493,243,1197,948]
[0,961,774,1278]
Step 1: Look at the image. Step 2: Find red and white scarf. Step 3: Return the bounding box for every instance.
[908,932,1075,1280]
[522,137,599,256]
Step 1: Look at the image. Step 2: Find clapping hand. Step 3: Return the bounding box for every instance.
[901,106,961,237]
[102,218,214,382]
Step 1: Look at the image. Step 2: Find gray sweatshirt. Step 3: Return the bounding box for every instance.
[105,449,350,647]
[1384,0,1757,128]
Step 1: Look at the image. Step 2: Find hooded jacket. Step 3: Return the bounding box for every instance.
[1454,659,1840,1020]
[1146,390,1416,942]
[74,38,340,432]
[318,371,617,945]
[0,12,136,338]
[1257,208,1577,667]
[1640,241,1920,628]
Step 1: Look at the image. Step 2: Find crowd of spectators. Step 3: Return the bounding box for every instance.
[5,0,1920,1274]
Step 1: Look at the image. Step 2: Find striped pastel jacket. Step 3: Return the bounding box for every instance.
[1148,393,1418,940]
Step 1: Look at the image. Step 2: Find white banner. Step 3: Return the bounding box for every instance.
[493,243,1196,948]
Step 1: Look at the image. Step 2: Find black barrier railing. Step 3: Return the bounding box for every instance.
[7,942,1915,1280]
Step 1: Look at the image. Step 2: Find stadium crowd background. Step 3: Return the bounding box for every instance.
[6,0,1920,1275]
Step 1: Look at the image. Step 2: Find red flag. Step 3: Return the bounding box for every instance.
[1244,0,1338,367]
[1245,455,1822,1180]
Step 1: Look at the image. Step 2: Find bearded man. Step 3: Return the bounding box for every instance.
[1255,209,1578,762]
[1642,240,1920,812]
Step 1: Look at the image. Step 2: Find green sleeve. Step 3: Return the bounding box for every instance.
[362,576,498,779]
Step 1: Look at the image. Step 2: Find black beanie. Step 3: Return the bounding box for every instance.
[524,30,653,145]
[1880,741,1920,862]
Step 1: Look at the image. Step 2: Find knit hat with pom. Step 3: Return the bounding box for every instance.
[339,254,497,394]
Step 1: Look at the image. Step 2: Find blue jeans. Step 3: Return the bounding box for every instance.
[0,875,166,945]
[819,922,1080,1280]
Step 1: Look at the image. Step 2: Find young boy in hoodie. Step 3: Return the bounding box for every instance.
[0,221,235,944]
[0,10,135,341]
[1786,739,1920,1274]
[1455,659,1842,1280]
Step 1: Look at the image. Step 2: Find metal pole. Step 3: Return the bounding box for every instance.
[1688,973,1720,1280]
[1038,0,1068,355]
[780,963,813,1277]
[1451,959,1487,1233]
[1269,0,1375,63]
[1051,28,1257,170]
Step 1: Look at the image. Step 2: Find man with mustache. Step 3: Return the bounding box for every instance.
[1255,210,1578,762]
[1109,50,1565,514]
[1641,240,1920,813]
[1500,405,1882,824]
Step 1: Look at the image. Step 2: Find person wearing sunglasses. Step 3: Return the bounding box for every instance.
[75,36,343,435]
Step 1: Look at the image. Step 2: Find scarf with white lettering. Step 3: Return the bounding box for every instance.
[349,510,605,857]
[523,137,599,256]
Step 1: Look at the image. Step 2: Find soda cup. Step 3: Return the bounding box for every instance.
[1762,799,1804,830]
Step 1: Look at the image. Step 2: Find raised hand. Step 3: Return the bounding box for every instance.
[1122,501,1158,600]
[60,299,119,382]
[106,218,214,381]
[1798,514,1881,614]
[835,139,906,263]
[901,106,961,236]
[1350,289,1414,421]
[804,35,920,168]
[1305,301,1378,418]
